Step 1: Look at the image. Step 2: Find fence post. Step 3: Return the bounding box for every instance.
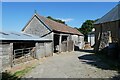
[9,43,13,67]
[35,42,39,59]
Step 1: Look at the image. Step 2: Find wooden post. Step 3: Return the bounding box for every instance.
[72,40,74,51]
[59,35,62,53]
[67,35,70,52]
[35,42,39,59]
[117,20,120,62]
[9,43,13,67]
[44,43,46,57]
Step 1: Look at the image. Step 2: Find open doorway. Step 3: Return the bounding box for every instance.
[54,34,60,53]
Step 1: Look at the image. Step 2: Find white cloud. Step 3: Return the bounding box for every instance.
[56,18,73,22]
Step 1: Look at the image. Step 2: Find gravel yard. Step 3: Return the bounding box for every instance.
[24,51,119,78]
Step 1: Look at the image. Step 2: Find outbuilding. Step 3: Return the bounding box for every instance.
[94,2,120,58]
[88,28,95,47]
[0,31,53,71]
[22,13,84,53]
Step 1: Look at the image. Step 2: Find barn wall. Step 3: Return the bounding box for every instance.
[45,42,53,57]
[71,35,84,49]
[78,36,85,49]
[35,42,45,58]
[42,32,54,40]
[61,41,67,52]
[71,35,78,45]
[0,43,12,71]
[35,42,53,59]
[67,40,74,51]
[94,20,119,52]
[88,34,95,46]
[94,24,101,52]
[23,16,51,38]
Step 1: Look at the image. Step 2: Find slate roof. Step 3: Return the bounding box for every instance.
[22,13,83,36]
[94,2,120,24]
[0,31,52,41]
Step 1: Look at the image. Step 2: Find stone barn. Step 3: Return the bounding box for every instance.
[22,13,84,53]
[94,2,120,58]
[0,31,53,71]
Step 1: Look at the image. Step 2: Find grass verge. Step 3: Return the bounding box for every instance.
[2,65,36,80]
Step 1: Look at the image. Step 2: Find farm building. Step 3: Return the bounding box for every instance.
[88,28,95,47]
[0,31,53,71]
[22,13,84,53]
[94,2,120,58]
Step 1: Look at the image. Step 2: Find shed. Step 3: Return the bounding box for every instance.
[0,31,53,71]
[94,2,120,58]
[22,13,84,53]
[88,31,95,47]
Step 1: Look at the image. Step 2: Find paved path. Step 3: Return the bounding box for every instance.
[24,51,119,78]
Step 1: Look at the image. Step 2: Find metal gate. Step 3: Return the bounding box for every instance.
[13,47,36,65]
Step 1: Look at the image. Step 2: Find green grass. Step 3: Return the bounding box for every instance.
[13,66,34,77]
[2,66,36,80]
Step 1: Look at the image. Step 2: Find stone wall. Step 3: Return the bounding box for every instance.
[99,31,110,50]
[61,41,67,52]
[71,35,84,49]
[23,16,52,39]
[94,20,119,52]
[45,42,53,57]
[35,42,53,59]
[67,40,74,52]
[0,43,12,71]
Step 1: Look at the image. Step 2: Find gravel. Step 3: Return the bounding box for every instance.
[24,51,119,78]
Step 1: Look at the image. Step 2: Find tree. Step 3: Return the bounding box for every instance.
[47,16,66,25]
[78,20,96,41]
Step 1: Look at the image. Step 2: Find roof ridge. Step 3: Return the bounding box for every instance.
[38,14,83,35]
[94,3,119,24]
[23,13,83,36]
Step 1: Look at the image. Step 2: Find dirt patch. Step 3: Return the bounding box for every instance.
[6,57,47,74]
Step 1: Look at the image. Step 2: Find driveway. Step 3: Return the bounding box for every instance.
[24,51,119,78]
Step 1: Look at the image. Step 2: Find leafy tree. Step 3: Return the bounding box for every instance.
[47,16,66,25]
[78,20,96,41]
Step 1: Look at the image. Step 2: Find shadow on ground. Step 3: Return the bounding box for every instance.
[78,49,120,79]
[78,53,112,70]
[78,49,95,53]
[1,72,20,80]
[111,71,120,80]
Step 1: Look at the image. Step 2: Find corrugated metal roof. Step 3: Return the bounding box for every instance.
[0,31,52,41]
[94,3,120,24]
